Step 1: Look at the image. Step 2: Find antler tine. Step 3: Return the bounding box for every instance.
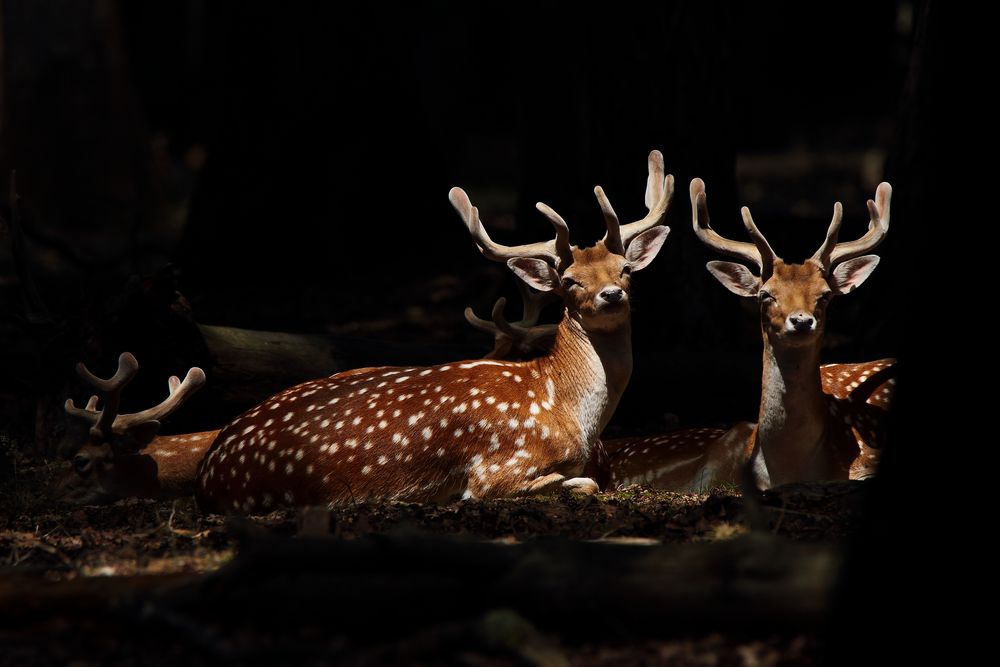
[465,298,515,360]
[825,182,892,267]
[810,201,844,269]
[514,280,553,327]
[739,206,777,279]
[594,186,624,255]
[464,305,499,334]
[68,352,139,436]
[116,366,207,429]
[448,187,564,267]
[533,201,574,269]
[608,150,675,251]
[690,178,769,273]
[64,395,101,422]
[490,297,517,337]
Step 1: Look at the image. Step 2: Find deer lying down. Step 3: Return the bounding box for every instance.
[467,181,898,492]
[194,151,673,514]
[58,353,215,504]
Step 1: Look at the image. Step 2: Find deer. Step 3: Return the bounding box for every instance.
[57,352,216,504]
[466,196,897,493]
[690,178,896,486]
[193,151,673,513]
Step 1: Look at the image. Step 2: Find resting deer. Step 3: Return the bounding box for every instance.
[692,178,896,486]
[194,151,673,513]
[58,353,216,503]
[468,189,897,492]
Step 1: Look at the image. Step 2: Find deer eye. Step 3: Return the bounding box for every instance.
[72,455,92,474]
[620,265,632,277]
[758,291,775,303]
[817,291,833,303]
[562,277,580,290]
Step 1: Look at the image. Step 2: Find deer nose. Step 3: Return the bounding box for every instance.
[599,287,625,303]
[788,312,815,332]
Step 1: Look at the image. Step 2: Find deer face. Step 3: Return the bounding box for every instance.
[757,261,833,346]
[54,442,116,504]
[506,228,669,333]
[562,244,632,330]
[707,255,881,348]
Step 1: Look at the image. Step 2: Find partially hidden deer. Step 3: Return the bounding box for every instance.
[604,355,896,490]
[194,151,673,513]
[58,353,216,503]
[690,178,896,486]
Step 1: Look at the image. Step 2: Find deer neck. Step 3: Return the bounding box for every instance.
[541,313,633,444]
[757,336,833,484]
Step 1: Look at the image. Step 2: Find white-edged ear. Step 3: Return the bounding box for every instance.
[829,255,880,295]
[506,258,561,292]
[624,226,671,271]
[706,261,760,297]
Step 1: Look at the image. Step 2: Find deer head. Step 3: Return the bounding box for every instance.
[59,352,206,503]
[692,179,890,347]
[450,150,673,334]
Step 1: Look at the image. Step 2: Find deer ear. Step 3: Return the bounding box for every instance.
[829,255,880,295]
[625,226,671,271]
[506,258,561,292]
[113,420,161,451]
[706,261,759,297]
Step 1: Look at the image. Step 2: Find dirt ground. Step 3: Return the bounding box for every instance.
[0,457,865,666]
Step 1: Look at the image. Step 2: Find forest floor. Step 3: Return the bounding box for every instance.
[0,456,867,666]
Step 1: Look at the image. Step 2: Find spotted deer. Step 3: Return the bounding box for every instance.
[194,151,673,513]
[692,178,896,486]
[58,352,216,503]
[469,232,896,492]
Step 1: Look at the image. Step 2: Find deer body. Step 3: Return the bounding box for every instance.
[195,314,632,512]
[196,150,673,513]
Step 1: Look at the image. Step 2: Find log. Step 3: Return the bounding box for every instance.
[1,531,840,639]
[197,323,485,412]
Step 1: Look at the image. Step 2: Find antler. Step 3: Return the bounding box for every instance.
[690,178,777,278]
[465,282,558,359]
[448,187,573,269]
[64,352,139,438]
[64,353,206,442]
[598,150,675,255]
[811,182,891,270]
[115,366,207,430]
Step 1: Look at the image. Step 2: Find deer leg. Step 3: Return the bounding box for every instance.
[522,472,566,495]
[561,477,599,495]
[521,472,599,496]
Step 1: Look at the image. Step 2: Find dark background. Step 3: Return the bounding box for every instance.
[0,1,929,454]
[0,2,948,662]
